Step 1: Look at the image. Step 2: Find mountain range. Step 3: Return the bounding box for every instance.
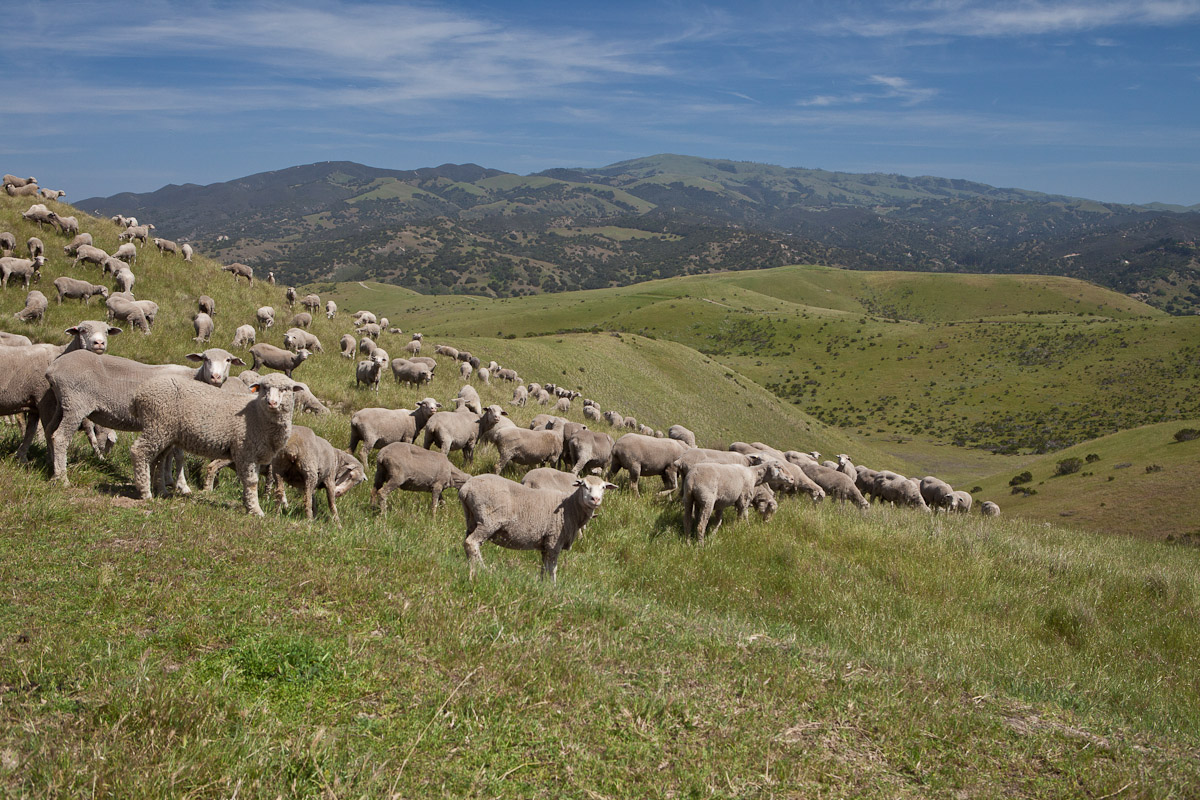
[79,154,1200,314]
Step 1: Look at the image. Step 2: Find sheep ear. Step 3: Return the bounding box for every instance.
[185,353,203,363]
[108,326,123,336]
[249,384,260,394]
[64,326,79,336]
[230,356,246,366]
[573,479,586,487]
[292,384,304,393]
[501,409,508,416]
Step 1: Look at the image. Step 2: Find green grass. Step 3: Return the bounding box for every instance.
[2,194,1200,795]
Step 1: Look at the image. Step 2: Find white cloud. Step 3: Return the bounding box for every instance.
[797,75,937,107]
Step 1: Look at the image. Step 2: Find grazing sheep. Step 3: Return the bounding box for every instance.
[872,471,931,511]
[356,356,387,391]
[267,272,275,285]
[52,276,108,306]
[111,242,136,264]
[130,373,303,515]
[62,233,94,256]
[5,183,40,197]
[348,398,441,462]
[637,423,655,436]
[482,407,565,474]
[534,389,551,406]
[667,424,697,448]
[836,454,857,480]
[21,204,55,228]
[356,323,381,339]
[854,465,881,502]
[391,358,433,386]
[14,290,48,323]
[682,460,794,541]
[749,484,779,522]
[796,460,870,509]
[105,293,152,334]
[352,310,376,325]
[459,361,472,381]
[118,225,152,244]
[72,244,110,270]
[563,428,615,476]
[981,500,1000,517]
[231,324,256,349]
[951,490,973,514]
[607,433,690,495]
[181,243,193,262]
[221,262,253,284]
[460,473,616,582]
[456,384,483,415]
[359,336,377,356]
[372,441,470,514]
[602,410,623,427]
[112,266,135,294]
[340,333,356,358]
[198,295,215,317]
[38,188,66,201]
[26,237,43,259]
[3,175,36,188]
[511,385,529,407]
[919,476,957,511]
[0,232,16,253]
[286,287,297,306]
[193,312,214,343]
[153,238,180,256]
[435,344,459,359]
[51,215,80,236]
[256,306,275,330]
[249,343,310,377]
[403,339,421,357]
[325,300,336,319]
[476,366,490,386]
[283,327,322,353]
[0,256,44,288]
[291,312,312,329]
[301,294,321,312]
[495,368,519,383]
[422,408,483,465]
[0,331,33,346]
[555,396,572,414]
[770,459,826,503]
[409,355,437,374]
[270,425,365,524]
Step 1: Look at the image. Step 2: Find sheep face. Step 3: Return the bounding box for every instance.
[574,476,618,511]
[186,349,246,387]
[249,374,303,413]
[67,321,122,354]
[333,453,367,498]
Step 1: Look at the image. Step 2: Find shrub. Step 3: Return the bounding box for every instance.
[1011,486,1038,497]
[1146,464,1163,473]
[1009,471,1033,486]
[1055,457,1083,476]
[1174,428,1200,443]
[1085,453,1101,463]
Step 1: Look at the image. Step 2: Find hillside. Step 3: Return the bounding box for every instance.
[3,190,1200,797]
[78,155,1200,314]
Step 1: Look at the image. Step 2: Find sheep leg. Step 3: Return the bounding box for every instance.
[694,500,714,543]
[431,483,443,514]
[463,519,498,580]
[273,471,289,512]
[204,458,232,491]
[130,435,167,500]
[13,409,40,464]
[493,456,508,475]
[47,400,89,483]
[661,465,679,494]
[235,459,265,517]
[682,490,695,540]
[541,546,561,584]
[169,447,191,495]
[627,466,642,496]
[303,474,317,521]
[323,479,339,526]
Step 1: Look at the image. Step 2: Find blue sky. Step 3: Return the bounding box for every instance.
[4,0,1199,205]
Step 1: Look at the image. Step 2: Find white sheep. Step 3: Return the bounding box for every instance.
[193,312,214,343]
[1,256,45,289]
[249,343,310,377]
[13,290,48,323]
[348,398,441,463]
[270,425,365,525]
[325,300,336,319]
[53,276,109,305]
[256,306,275,329]
[130,373,303,516]
[371,441,471,514]
[231,324,256,349]
[682,461,794,541]
[460,473,616,582]
[981,500,1000,517]
[607,433,690,495]
[181,243,194,262]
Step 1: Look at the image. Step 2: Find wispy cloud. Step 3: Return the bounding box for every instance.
[798,75,937,107]
[830,0,1200,38]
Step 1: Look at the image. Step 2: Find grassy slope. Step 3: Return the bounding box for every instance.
[2,196,1199,796]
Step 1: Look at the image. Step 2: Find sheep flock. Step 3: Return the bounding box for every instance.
[0,172,1003,583]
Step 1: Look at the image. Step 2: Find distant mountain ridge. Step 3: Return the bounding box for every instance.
[79,154,1200,313]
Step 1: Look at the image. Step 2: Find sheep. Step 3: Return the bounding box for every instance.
[950,490,973,514]
[0,232,15,253]
[477,367,490,385]
[111,242,136,263]
[256,306,275,330]
[105,293,152,334]
[267,272,275,284]
[181,243,193,262]
[981,500,1000,517]
[291,312,313,329]
[325,300,336,319]
[38,188,66,201]
[0,256,44,288]
[460,473,616,582]
[422,408,483,464]
[919,476,957,511]
[563,429,615,476]
[770,458,826,503]
[871,471,931,511]
[435,344,459,359]
[520,467,587,493]
[459,361,472,381]
[340,333,356,358]
[836,454,857,480]
[352,310,376,325]
[555,396,573,414]
[42,345,242,483]
[682,460,795,541]
[379,317,389,330]
[21,204,55,228]
[13,290,48,323]
[5,183,41,197]
[249,343,310,377]
[51,215,80,236]
[283,327,322,353]
[3,175,36,188]
[62,233,94,256]
[0,331,33,346]
[391,358,433,386]
[112,266,135,294]
[667,424,697,448]
[26,237,43,259]
[511,385,529,407]
[372,441,471,514]
[300,294,321,312]
[118,225,151,244]
[534,389,551,405]
[637,423,655,436]
[495,368,519,383]
[602,410,623,427]
[673,447,759,487]
[356,355,387,391]
[456,384,483,415]
[356,322,381,339]
[854,465,881,502]
[749,484,780,522]
[622,416,638,430]
[73,244,110,270]
[359,336,378,356]
[231,324,256,349]
[193,312,214,343]
[408,355,438,374]
[607,433,690,496]
[286,287,297,306]
[198,295,215,317]
[349,398,442,463]
[483,408,565,475]
[129,373,303,515]
[796,460,870,509]
[270,425,365,524]
[221,262,253,284]
[403,339,421,357]
[153,238,180,256]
